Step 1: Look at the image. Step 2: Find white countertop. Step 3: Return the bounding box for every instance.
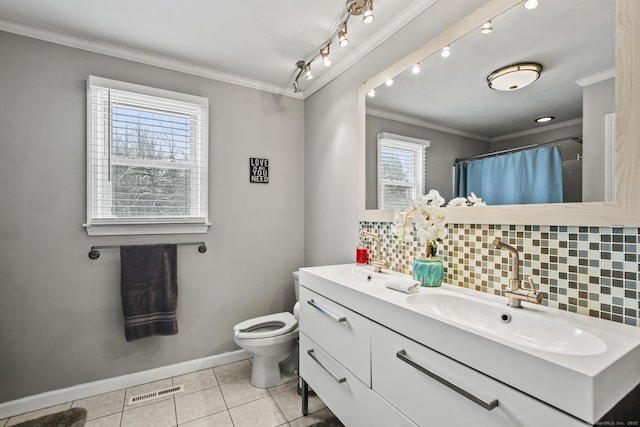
[299,263,640,424]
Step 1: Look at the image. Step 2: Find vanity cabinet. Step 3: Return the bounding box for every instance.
[299,282,590,427]
[370,323,588,427]
[299,286,373,426]
[299,286,371,384]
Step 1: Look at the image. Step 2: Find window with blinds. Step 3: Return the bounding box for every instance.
[377,133,429,210]
[85,76,209,235]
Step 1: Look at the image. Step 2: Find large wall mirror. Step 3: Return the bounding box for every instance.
[359,0,640,226]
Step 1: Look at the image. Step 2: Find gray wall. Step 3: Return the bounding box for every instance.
[0,31,304,403]
[304,0,489,266]
[582,78,615,202]
[365,114,489,207]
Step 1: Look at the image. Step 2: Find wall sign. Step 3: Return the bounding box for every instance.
[249,157,269,183]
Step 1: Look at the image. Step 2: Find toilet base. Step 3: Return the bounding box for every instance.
[250,343,299,388]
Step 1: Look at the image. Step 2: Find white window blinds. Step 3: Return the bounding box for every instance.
[86,76,209,235]
[377,133,429,210]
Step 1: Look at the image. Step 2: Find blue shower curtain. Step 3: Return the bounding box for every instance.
[454,146,563,205]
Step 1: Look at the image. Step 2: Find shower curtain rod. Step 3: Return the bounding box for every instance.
[88,241,207,259]
[455,134,582,163]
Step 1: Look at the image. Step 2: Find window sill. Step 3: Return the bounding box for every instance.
[84,222,210,236]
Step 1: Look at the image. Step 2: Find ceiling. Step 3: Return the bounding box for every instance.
[366,0,615,140]
[0,0,433,98]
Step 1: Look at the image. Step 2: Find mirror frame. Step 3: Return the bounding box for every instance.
[359,0,640,226]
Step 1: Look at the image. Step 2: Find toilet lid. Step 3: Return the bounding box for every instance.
[233,312,298,339]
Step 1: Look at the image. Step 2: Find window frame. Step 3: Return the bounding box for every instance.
[85,76,209,236]
[376,132,429,210]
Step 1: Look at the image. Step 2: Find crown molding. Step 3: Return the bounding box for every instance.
[575,68,616,87]
[302,0,439,98]
[367,107,490,141]
[0,18,303,100]
[491,118,584,142]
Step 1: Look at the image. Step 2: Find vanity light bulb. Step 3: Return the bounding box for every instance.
[385,78,394,86]
[367,89,375,97]
[524,0,538,10]
[441,46,451,58]
[412,63,421,74]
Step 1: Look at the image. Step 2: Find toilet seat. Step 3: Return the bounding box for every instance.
[234,312,297,339]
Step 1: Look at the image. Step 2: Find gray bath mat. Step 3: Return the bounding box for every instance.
[12,407,87,427]
[309,416,344,427]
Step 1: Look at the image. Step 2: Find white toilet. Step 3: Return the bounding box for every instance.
[233,271,300,388]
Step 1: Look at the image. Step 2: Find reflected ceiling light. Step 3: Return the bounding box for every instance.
[481,20,493,34]
[363,0,374,24]
[412,63,421,74]
[321,46,332,67]
[524,0,539,10]
[367,89,375,97]
[385,78,394,86]
[535,116,554,123]
[487,62,542,91]
[338,24,349,47]
[441,46,451,58]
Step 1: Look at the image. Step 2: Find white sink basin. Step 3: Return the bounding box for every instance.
[406,292,607,356]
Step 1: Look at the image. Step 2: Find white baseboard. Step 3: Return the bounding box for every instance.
[0,349,251,420]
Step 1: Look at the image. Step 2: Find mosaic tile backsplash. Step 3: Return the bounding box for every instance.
[359,222,640,327]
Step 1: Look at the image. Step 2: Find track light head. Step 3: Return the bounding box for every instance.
[363,0,374,24]
[321,46,332,67]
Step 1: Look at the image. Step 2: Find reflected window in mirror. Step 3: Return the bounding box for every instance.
[377,133,428,209]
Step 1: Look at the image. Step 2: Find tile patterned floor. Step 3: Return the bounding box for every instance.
[0,359,337,427]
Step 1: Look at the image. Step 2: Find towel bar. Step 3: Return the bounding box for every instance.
[88,242,207,259]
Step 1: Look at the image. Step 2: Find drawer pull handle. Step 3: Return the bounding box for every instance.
[396,350,498,411]
[307,349,347,384]
[307,299,347,323]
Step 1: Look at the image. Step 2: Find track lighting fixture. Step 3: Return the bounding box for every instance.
[524,0,538,10]
[368,89,375,97]
[441,45,451,58]
[338,24,349,47]
[305,64,313,80]
[385,78,394,86]
[412,63,421,74]
[321,46,332,67]
[481,20,493,34]
[363,0,374,24]
[292,0,376,92]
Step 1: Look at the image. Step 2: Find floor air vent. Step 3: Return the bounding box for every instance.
[127,384,184,405]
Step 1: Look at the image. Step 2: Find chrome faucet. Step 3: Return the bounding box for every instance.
[360,230,390,273]
[492,238,542,308]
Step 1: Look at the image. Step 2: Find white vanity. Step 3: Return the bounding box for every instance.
[298,264,640,426]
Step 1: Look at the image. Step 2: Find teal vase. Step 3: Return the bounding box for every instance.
[412,257,444,287]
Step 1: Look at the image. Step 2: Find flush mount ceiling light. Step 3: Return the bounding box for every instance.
[487,62,542,91]
[292,0,375,92]
[535,116,555,123]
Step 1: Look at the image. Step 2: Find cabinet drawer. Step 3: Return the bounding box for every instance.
[370,392,419,427]
[299,286,371,384]
[371,323,588,427]
[300,332,372,427]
